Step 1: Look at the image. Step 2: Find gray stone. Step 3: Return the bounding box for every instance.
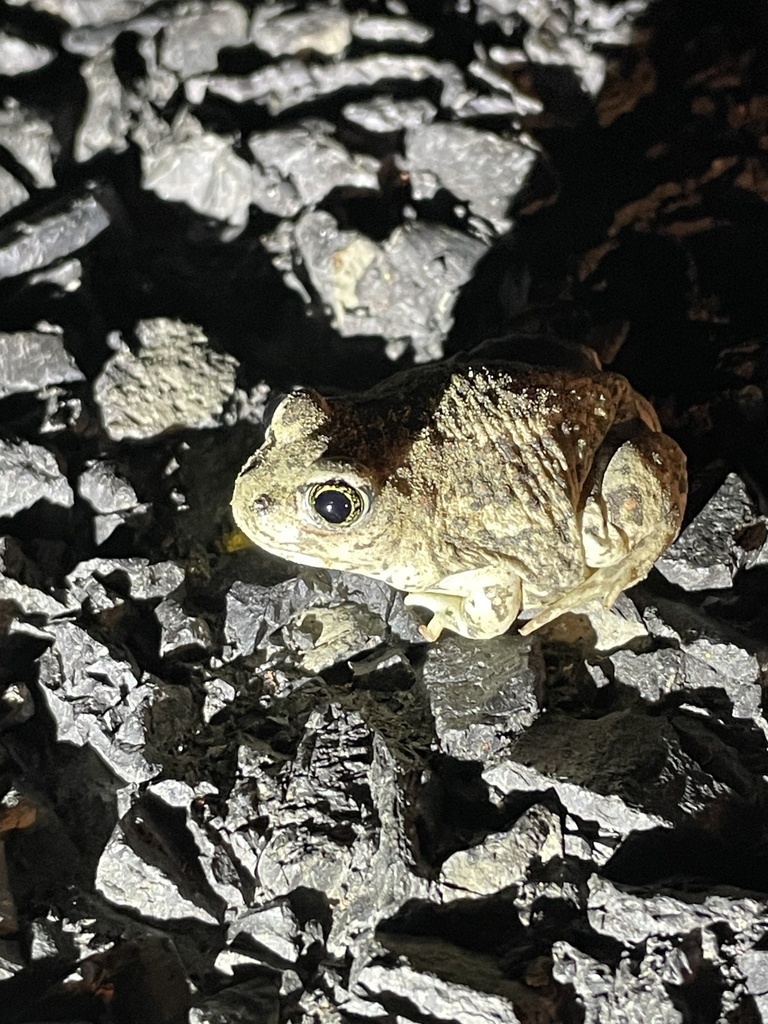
[0,682,35,730]
[160,1,249,78]
[0,326,84,399]
[0,33,54,75]
[0,99,56,189]
[28,257,82,292]
[223,568,422,664]
[249,119,380,218]
[78,461,142,513]
[27,916,72,960]
[94,318,238,440]
[351,14,433,45]
[0,193,111,281]
[146,777,247,912]
[74,49,131,163]
[189,976,280,1024]
[464,53,545,115]
[0,166,29,217]
[0,439,74,517]
[611,634,765,730]
[186,54,470,115]
[656,474,758,590]
[96,823,218,925]
[66,557,185,609]
[251,4,352,58]
[737,950,768,1016]
[551,940,683,1023]
[438,804,563,897]
[0,536,74,617]
[62,5,183,58]
[156,597,212,656]
[227,903,302,965]
[352,957,520,1023]
[265,211,486,361]
[247,704,429,960]
[484,756,670,861]
[0,937,24,981]
[405,123,538,236]
[520,26,606,95]
[342,96,437,134]
[587,875,768,950]
[283,604,388,674]
[420,633,541,763]
[4,0,155,27]
[35,620,159,782]
[133,108,253,231]
[201,678,235,723]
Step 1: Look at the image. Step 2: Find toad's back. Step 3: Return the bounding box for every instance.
[387,362,656,593]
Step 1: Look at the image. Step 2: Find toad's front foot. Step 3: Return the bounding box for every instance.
[405,569,522,641]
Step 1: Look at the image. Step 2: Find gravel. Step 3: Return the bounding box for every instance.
[1,0,767,1022]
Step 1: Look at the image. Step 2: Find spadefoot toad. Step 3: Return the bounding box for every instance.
[231,353,686,641]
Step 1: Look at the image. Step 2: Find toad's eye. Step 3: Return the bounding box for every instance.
[309,481,367,525]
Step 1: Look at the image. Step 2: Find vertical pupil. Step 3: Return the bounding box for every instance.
[315,488,353,524]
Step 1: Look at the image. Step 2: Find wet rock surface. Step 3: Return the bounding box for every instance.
[0,1,767,1022]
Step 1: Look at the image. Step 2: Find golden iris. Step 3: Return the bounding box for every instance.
[309,481,365,525]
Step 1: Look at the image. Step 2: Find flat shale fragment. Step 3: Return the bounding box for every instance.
[0,33,54,75]
[5,0,157,26]
[265,211,486,361]
[224,568,421,664]
[420,634,541,762]
[0,536,73,617]
[438,803,563,897]
[350,957,522,1023]
[342,95,437,133]
[186,54,469,114]
[251,3,353,58]
[66,556,185,608]
[155,597,212,657]
[190,976,281,1024]
[0,99,56,189]
[94,318,238,440]
[133,109,254,230]
[552,941,680,1023]
[74,49,131,162]
[0,439,74,516]
[0,193,111,281]
[0,167,29,217]
[96,823,219,925]
[405,123,538,235]
[243,704,429,960]
[610,629,765,726]
[249,119,380,218]
[159,1,249,78]
[0,326,84,398]
[77,461,148,544]
[656,473,761,589]
[352,13,433,45]
[33,620,159,782]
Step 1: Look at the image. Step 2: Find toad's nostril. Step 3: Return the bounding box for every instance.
[252,494,273,516]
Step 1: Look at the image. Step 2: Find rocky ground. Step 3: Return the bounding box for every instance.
[0,0,767,1021]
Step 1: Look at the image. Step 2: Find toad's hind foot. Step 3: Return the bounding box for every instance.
[521,431,687,637]
[518,531,670,635]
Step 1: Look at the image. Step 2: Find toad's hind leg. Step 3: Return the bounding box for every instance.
[519,431,687,635]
